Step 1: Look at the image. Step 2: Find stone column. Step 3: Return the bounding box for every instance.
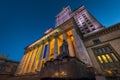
[72,28,92,66]
[35,45,44,72]
[37,44,44,71]
[67,36,75,57]
[21,51,30,74]
[15,53,26,75]
[30,45,41,72]
[26,49,35,73]
[46,40,50,61]
[63,32,67,41]
[54,36,58,59]
[29,47,38,72]
[24,50,33,73]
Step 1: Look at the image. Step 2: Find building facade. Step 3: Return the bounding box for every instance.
[16,18,92,75]
[0,55,19,80]
[15,5,120,77]
[84,23,120,76]
[56,6,104,36]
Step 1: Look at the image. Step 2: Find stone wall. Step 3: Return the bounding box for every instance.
[83,23,120,75]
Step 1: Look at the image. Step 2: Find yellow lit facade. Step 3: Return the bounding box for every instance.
[15,18,92,75]
[49,39,55,60]
[58,34,63,55]
[12,4,120,78]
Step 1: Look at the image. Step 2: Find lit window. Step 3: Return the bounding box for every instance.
[93,45,119,70]
[111,53,118,61]
[101,55,108,63]
[106,54,113,62]
[97,56,103,63]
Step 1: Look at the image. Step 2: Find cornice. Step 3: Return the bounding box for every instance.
[84,23,120,41]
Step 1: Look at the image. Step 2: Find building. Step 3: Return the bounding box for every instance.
[56,6,104,36]
[14,5,120,79]
[16,17,92,75]
[84,23,120,76]
[0,54,19,80]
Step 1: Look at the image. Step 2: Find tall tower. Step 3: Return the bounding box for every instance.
[56,6,71,27]
[56,6,104,36]
[71,6,104,36]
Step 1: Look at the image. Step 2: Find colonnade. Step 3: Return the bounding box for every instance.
[16,28,92,75]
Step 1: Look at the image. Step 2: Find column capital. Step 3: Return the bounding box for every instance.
[63,32,67,41]
[54,35,58,38]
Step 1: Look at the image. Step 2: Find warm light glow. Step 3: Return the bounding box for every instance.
[28,48,38,72]
[18,53,27,74]
[111,53,118,61]
[106,70,113,76]
[66,30,72,36]
[102,55,108,63]
[58,34,63,54]
[40,59,45,70]
[23,50,33,73]
[49,39,55,60]
[33,45,43,72]
[71,36,77,53]
[54,72,59,77]
[106,54,113,62]
[53,71,67,77]
[97,56,103,63]
[61,71,67,76]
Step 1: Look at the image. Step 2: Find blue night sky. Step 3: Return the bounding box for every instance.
[0,0,120,62]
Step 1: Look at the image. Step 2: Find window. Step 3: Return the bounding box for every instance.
[82,32,85,34]
[86,20,89,22]
[90,25,93,27]
[92,28,95,31]
[88,22,91,24]
[97,56,103,63]
[86,30,90,33]
[85,17,88,20]
[43,44,48,58]
[82,14,86,16]
[85,27,88,29]
[106,54,113,62]
[93,45,120,70]
[82,22,85,25]
[83,24,87,27]
[101,55,108,63]
[93,39,101,45]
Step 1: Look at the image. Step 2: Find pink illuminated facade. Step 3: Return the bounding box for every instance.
[56,6,71,27]
[56,6,104,36]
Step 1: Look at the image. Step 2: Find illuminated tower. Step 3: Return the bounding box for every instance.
[56,6,104,36]
[56,6,71,27]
